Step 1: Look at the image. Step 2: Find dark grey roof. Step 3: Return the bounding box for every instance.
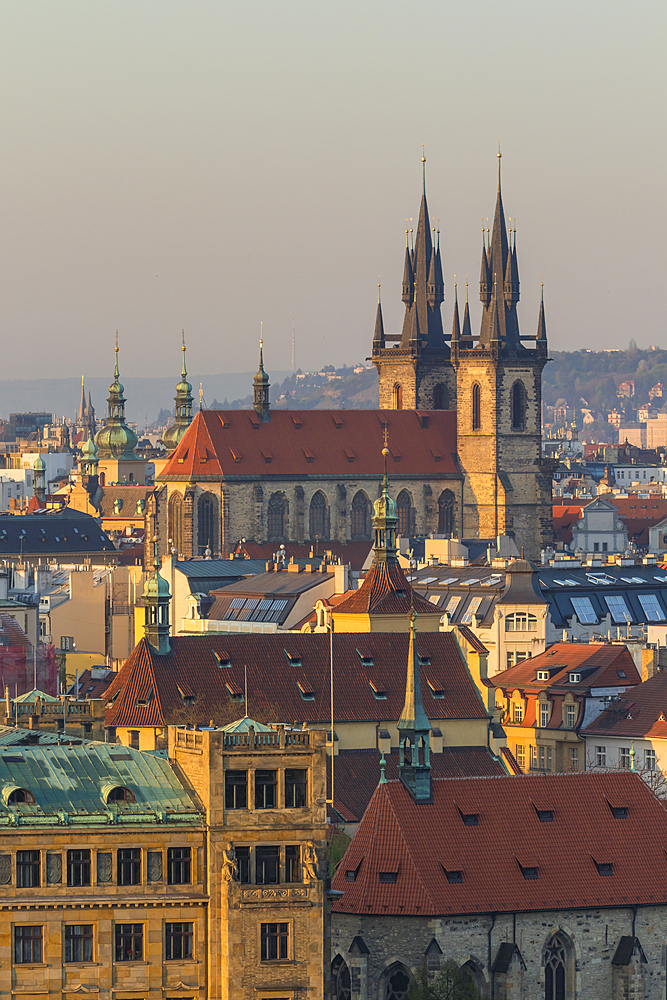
[612,936,646,966]
[0,509,116,559]
[174,558,266,591]
[497,559,547,606]
[210,569,333,597]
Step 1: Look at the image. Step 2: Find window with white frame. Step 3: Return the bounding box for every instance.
[513,701,524,723]
[515,745,525,770]
[569,747,579,770]
[460,596,483,625]
[596,745,606,767]
[605,595,632,624]
[619,747,631,769]
[637,594,666,622]
[571,596,597,624]
[444,595,461,617]
[505,612,537,632]
[645,748,656,771]
[566,704,577,728]
[540,703,550,729]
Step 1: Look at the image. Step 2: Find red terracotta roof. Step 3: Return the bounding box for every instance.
[332,771,667,915]
[0,613,31,648]
[159,409,459,480]
[490,643,640,693]
[456,624,488,654]
[333,561,437,617]
[552,504,585,545]
[104,632,487,729]
[583,670,667,739]
[329,747,506,824]
[234,540,373,572]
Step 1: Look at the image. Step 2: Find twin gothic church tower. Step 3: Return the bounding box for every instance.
[372,153,553,559]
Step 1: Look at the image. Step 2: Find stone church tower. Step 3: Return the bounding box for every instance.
[452,153,553,561]
[372,156,456,412]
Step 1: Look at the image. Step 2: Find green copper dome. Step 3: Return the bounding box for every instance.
[33,455,46,472]
[162,337,194,454]
[143,564,171,600]
[95,341,140,460]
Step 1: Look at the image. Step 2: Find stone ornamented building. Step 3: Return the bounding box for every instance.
[147,155,554,564]
[330,644,667,1000]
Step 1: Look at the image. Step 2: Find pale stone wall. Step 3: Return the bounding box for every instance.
[373,349,457,413]
[332,905,667,999]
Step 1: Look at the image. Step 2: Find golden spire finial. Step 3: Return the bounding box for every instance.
[497,140,502,159]
[382,423,389,455]
[115,330,119,353]
[199,383,203,411]
[182,329,186,352]
[421,143,426,163]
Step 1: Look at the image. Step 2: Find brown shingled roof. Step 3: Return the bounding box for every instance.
[332,771,667,915]
[583,669,667,740]
[490,643,640,693]
[333,561,437,617]
[104,632,487,729]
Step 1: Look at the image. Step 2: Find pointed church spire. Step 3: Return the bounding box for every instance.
[451,283,460,344]
[143,537,171,656]
[478,150,521,348]
[95,335,139,461]
[372,429,399,564]
[253,326,270,422]
[490,276,501,345]
[401,235,414,305]
[537,283,547,343]
[461,282,473,345]
[479,234,491,305]
[373,284,385,347]
[397,608,432,802]
[78,376,86,422]
[163,332,194,454]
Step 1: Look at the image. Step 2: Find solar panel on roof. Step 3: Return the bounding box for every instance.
[419,576,438,585]
[438,578,458,585]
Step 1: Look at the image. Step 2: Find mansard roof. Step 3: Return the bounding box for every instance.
[332,771,667,916]
[159,409,459,481]
[104,632,487,730]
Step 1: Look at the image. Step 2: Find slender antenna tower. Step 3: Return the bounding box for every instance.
[291,314,295,372]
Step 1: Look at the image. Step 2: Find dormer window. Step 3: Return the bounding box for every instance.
[356,650,374,667]
[536,809,553,822]
[369,680,387,700]
[609,805,628,819]
[7,788,34,805]
[284,650,302,667]
[444,868,463,883]
[537,670,549,681]
[520,864,539,880]
[457,809,479,826]
[569,673,580,683]
[213,652,231,668]
[297,680,315,701]
[107,786,135,803]
[595,861,614,876]
[378,871,398,883]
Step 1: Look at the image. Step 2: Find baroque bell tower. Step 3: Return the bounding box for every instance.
[372,154,456,411]
[452,152,553,562]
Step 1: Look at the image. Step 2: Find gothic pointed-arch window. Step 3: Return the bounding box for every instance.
[437,489,455,536]
[351,490,371,540]
[396,490,412,537]
[331,955,351,1000]
[197,493,218,556]
[433,383,447,409]
[382,963,411,1000]
[393,383,403,409]
[472,383,481,431]
[512,379,527,431]
[267,493,286,541]
[460,959,485,994]
[544,932,572,1000]
[168,493,184,556]
[309,491,328,540]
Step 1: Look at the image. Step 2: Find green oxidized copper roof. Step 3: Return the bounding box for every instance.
[12,689,60,705]
[219,717,274,734]
[33,455,46,472]
[95,341,140,460]
[80,434,98,460]
[0,742,202,827]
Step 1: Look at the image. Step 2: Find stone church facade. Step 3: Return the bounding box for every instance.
[150,155,554,563]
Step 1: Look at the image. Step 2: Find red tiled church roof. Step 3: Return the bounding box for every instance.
[333,561,437,617]
[104,632,487,729]
[332,771,667,915]
[159,409,459,480]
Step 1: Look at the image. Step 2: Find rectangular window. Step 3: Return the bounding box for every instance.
[638,594,666,622]
[67,850,91,888]
[566,704,577,728]
[540,703,550,729]
[117,849,141,886]
[64,925,93,963]
[593,542,599,552]
[538,746,552,771]
[115,924,143,962]
[260,922,289,962]
[506,652,515,670]
[515,745,526,770]
[569,747,579,771]
[255,770,277,809]
[571,596,597,624]
[605,595,632,624]
[128,730,140,749]
[286,845,300,883]
[284,769,307,808]
[596,745,607,767]
[256,846,279,885]
[14,925,42,964]
[460,596,483,625]
[513,702,524,723]
[236,847,250,884]
[645,748,657,771]
[167,847,191,886]
[165,922,193,961]
[620,747,631,769]
[530,745,538,769]
[444,595,461,617]
[225,770,247,809]
[16,851,40,888]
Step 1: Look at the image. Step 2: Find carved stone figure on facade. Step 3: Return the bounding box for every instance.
[221,847,238,882]
[303,842,319,881]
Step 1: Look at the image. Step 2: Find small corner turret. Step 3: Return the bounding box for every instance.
[253,334,270,422]
[397,608,432,803]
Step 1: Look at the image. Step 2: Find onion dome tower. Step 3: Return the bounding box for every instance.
[253,336,270,422]
[143,539,171,655]
[79,434,99,477]
[33,456,46,501]
[163,334,194,454]
[397,608,432,802]
[95,336,139,460]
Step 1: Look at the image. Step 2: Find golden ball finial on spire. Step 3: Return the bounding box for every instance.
[115,330,119,353]
[497,140,502,159]
[182,329,186,351]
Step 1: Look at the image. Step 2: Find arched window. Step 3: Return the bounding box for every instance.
[433,383,447,409]
[309,491,328,540]
[168,493,184,556]
[7,788,34,804]
[460,959,485,994]
[267,493,286,541]
[197,493,218,556]
[351,491,371,539]
[396,490,412,537]
[472,383,481,431]
[393,383,403,409]
[544,933,572,1000]
[437,489,455,536]
[512,380,527,431]
[505,612,538,632]
[106,786,135,803]
[382,964,411,1000]
[331,955,351,1000]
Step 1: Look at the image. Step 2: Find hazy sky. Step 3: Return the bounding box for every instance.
[0,0,665,381]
